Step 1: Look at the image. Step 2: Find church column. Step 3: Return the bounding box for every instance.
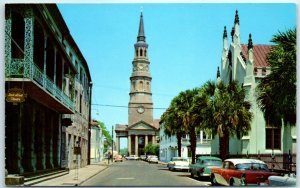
[135,135,138,156]
[152,135,155,145]
[116,136,119,154]
[145,135,148,146]
[128,135,131,155]
[118,137,120,154]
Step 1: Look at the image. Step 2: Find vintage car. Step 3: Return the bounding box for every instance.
[190,156,222,178]
[114,154,123,162]
[210,158,278,186]
[168,157,190,172]
[125,155,140,160]
[267,173,296,186]
[148,155,159,163]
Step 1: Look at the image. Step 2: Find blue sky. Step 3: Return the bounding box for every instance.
[57,3,296,149]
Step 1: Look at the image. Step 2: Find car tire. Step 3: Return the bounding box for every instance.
[230,178,234,186]
[191,172,194,178]
[211,174,218,186]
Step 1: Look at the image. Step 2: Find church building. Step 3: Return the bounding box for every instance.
[211,10,296,157]
[115,12,159,156]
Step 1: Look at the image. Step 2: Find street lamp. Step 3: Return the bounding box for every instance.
[112,125,114,162]
[88,81,93,165]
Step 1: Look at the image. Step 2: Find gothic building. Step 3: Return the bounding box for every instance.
[5,4,92,176]
[211,10,296,156]
[115,12,159,156]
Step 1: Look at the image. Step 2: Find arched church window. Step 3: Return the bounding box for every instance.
[11,11,25,59]
[139,81,143,90]
[140,49,143,57]
[136,49,138,57]
[146,82,150,90]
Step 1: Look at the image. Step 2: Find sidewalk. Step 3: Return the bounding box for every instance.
[33,160,110,186]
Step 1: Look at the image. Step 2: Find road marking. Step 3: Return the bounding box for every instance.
[116,177,135,180]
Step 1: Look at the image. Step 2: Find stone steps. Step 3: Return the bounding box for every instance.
[23,169,69,186]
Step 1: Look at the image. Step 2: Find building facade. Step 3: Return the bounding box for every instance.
[90,120,105,163]
[211,10,296,155]
[159,123,211,162]
[115,12,159,156]
[5,4,92,175]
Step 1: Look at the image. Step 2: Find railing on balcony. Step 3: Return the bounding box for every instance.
[5,58,75,112]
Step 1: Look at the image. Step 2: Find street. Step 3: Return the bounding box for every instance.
[81,160,211,186]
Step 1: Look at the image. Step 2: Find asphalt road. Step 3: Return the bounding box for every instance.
[81,160,211,186]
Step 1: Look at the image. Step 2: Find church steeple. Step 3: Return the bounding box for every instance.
[137,12,145,42]
[129,12,153,127]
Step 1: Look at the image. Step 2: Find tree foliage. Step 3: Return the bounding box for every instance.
[144,143,159,156]
[161,79,253,161]
[97,121,112,153]
[256,28,296,126]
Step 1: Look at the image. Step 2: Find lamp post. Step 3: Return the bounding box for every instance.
[112,125,114,163]
[88,81,93,165]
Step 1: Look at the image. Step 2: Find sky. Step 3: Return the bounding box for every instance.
[56,3,296,149]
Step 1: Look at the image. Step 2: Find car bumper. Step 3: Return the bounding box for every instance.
[173,166,190,170]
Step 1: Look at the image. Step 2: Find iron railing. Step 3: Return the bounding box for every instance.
[6,58,75,111]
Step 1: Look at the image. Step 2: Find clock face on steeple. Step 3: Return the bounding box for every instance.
[137,106,145,114]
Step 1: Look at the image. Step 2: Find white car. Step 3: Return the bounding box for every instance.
[268,174,296,186]
[148,156,159,163]
[168,157,190,171]
[125,155,139,160]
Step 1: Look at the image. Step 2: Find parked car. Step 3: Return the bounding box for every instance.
[190,156,222,178]
[267,173,296,186]
[146,155,156,162]
[114,155,123,162]
[210,158,278,186]
[148,156,159,163]
[125,155,140,160]
[168,157,190,172]
[140,155,146,161]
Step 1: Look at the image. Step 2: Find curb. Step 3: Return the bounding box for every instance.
[78,165,109,186]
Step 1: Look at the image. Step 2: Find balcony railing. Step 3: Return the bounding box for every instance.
[6,58,75,112]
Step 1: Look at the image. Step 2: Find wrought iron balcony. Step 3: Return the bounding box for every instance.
[5,58,75,113]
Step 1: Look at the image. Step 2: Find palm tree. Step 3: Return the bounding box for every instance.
[160,103,185,157]
[174,88,199,164]
[257,28,296,127]
[202,80,253,160]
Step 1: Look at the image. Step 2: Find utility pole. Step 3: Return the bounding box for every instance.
[112,125,114,163]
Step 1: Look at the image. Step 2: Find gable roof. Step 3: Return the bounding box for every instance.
[241,44,273,68]
[127,120,156,130]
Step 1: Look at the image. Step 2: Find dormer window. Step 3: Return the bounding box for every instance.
[254,67,258,75]
[262,68,266,76]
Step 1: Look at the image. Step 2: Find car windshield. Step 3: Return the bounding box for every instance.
[203,159,222,166]
[236,163,269,171]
